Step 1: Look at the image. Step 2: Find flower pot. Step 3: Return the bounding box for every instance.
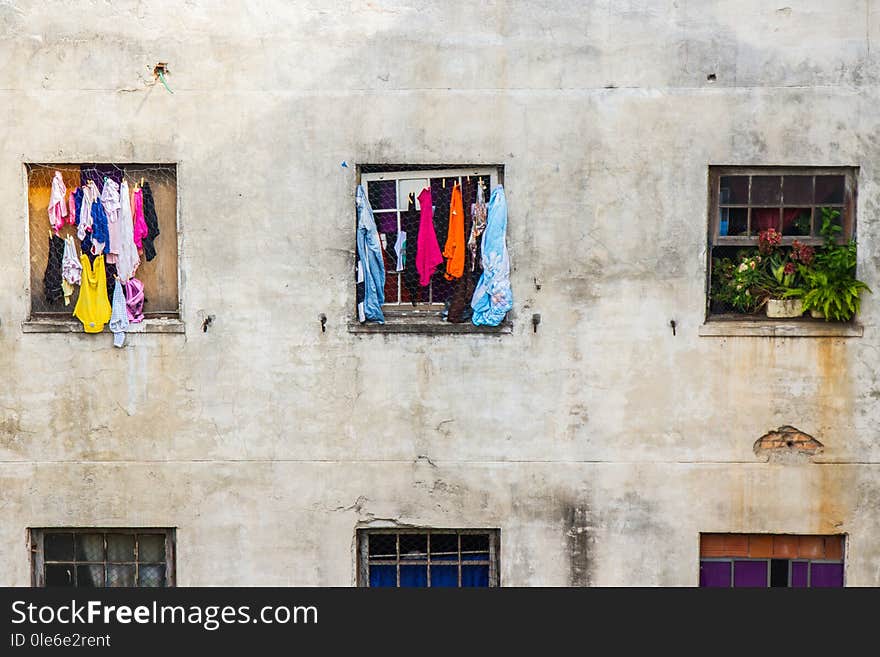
[810,308,825,319]
[766,298,804,318]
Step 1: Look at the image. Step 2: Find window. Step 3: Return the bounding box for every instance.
[357,529,499,587]
[707,166,858,320]
[30,528,176,587]
[356,165,507,331]
[27,163,179,321]
[699,533,844,587]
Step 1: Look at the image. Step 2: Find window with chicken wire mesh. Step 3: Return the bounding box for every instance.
[26,163,179,318]
[30,528,176,587]
[357,529,499,587]
[707,166,857,318]
[360,166,501,321]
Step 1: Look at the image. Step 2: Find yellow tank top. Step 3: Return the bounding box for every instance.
[73,254,112,333]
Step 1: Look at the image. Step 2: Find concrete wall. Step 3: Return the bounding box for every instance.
[2,0,879,585]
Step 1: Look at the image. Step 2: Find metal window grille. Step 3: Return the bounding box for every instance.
[359,166,500,319]
[707,166,857,317]
[26,163,179,318]
[30,528,176,588]
[357,528,500,587]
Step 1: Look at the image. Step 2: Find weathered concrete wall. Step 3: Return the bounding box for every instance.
[2,0,880,585]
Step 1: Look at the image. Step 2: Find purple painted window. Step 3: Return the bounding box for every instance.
[699,561,731,587]
[810,563,844,588]
[791,561,809,588]
[733,560,768,587]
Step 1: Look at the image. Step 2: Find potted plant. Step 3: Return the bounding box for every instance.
[783,210,871,321]
[758,228,805,318]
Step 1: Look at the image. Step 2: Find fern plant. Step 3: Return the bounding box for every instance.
[783,209,871,321]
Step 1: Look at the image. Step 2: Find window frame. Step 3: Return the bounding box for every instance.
[356,527,500,587]
[29,527,177,588]
[707,165,857,247]
[359,165,501,308]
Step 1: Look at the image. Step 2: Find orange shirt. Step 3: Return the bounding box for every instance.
[443,182,465,280]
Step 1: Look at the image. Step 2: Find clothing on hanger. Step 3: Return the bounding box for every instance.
[109,278,129,347]
[415,187,443,287]
[100,177,121,263]
[73,254,112,333]
[141,181,160,261]
[115,180,140,282]
[443,182,465,280]
[48,171,68,232]
[43,234,65,304]
[471,185,513,326]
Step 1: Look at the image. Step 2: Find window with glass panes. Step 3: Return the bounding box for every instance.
[360,166,499,307]
[30,528,175,587]
[707,166,857,316]
[357,529,499,587]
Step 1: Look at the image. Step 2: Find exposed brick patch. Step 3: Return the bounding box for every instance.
[753,425,823,463]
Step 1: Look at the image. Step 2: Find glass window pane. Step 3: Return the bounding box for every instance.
[137,535,166,563]
[107,534,135,562]
[44,533,75,561]
[399,534,428,560]
[75,533,104,562]
[375,211,398,234]
[398,178,429,208]
[810,562,844,587]
[367,534,397,559]
[724,208,748,236]
[76,565,104,588]
[106,564,135,587]
[369,565,397,587]
[399,565,427,587]
[367,179,396,210]
[430,565,459,587]
[699,561,731,587]
[782,208,811,236]
[460,534,490,552]
[782,176,813,205]
[45,564,74,587]
[751,208,780,233]
[720,176,748,204]
[462,565,490,587]
[815,176,845,204]
[430,534,458,561]
[750,176,781,204]
[733,560,768,587]
[791,561,809,588]
[137,565,166,587]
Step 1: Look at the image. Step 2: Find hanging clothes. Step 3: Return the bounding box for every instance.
[401,193,421,303]
[100,178,121,264]
[77,181,98,242]
[109,279,129,347]
[67,189,78,226]
[131,185,148,250]
[355,184,385,323]
[61,236,83,306]
[468,181,487,273]
[471,185,513,326]
[446,178,478,323]
[48,171,68,233]
[73,254,112,333]
[141,181,160,261]
[124,277,145,323]
[443,182,465,280]
[89,189,110,256]
[115,180,140,282]
[72,187,84,228]
[415,187,443,287]
[43,234,65,304]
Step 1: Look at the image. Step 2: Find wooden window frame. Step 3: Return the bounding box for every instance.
[29,527,177,588]
[708,166,857,247]
[356,528,500,587]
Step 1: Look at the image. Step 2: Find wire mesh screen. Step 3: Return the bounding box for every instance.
[361,167,498,322]
[37,530,172,588]
[27,163,178,316]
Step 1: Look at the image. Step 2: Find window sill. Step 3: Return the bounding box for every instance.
[699,317,863,338]
[348,308,512,335]
[22,318,185,335]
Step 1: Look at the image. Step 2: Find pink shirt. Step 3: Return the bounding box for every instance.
[415,187,443,287]
[132,187,148,250]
